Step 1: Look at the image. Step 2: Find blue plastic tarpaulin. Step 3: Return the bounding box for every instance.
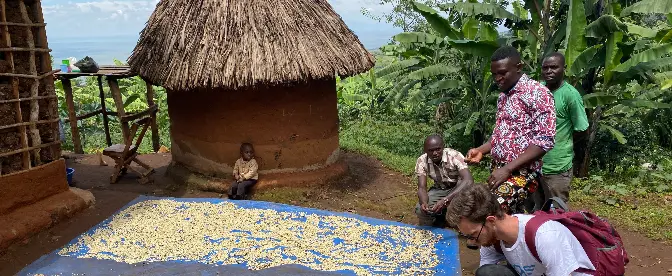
[19,196,462,275]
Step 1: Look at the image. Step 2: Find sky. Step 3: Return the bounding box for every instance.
[42,0,402,50]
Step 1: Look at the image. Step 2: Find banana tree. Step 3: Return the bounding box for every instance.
[336,69,391,119]
[433,0,588,78]
[361,0,457,32]
[375,1,504,146]
[641,87,672,149]
[376,32,466,134]
[566,0,672,176]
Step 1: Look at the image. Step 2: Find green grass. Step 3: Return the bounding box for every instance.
[572,190,672,242]
[341,137,491,184]
[339,119,491,180]
[340,138,418,176]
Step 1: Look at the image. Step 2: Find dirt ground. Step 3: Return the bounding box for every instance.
[0,151,671,275]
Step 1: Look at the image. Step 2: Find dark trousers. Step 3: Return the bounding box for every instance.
[475,264,518,276]
[229,179,257,197]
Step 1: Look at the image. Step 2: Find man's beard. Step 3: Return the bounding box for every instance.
[480,233,498,247]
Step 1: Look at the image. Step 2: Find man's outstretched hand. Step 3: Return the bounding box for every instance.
[465,148,483,164]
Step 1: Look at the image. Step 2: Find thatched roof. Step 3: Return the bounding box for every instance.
[128,0,375,91]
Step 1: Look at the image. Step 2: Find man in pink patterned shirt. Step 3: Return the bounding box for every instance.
[466,46,556,214]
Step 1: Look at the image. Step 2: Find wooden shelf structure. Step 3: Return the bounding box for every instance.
[0,0,60,175]
[54,66,160,154]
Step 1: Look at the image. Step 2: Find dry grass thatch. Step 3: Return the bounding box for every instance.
[128,0,376,91]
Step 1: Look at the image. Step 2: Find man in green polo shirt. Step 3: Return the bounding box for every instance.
[534,52,589,210]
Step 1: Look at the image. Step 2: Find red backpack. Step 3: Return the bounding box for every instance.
[495,197,629,276]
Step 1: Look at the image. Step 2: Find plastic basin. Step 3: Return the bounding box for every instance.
[66,168,75,186]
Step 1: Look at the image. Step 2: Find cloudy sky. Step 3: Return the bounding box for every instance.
[42,0,401,49]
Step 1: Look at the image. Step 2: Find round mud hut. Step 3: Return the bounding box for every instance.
[128,0,375,189]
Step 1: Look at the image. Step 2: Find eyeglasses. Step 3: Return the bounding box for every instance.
[463,222,486,250]
[461,222,485,241]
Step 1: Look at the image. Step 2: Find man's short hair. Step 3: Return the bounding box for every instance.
[424,134,444,151]
[543,52,566,66]
[491,46,521,62]
[446,184,504,226]
[425,134,443,143]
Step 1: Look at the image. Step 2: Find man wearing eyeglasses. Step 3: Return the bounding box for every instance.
[415,134,474,227]
[446,184,595,276]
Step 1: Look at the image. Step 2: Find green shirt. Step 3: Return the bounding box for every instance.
[542,81,589,175]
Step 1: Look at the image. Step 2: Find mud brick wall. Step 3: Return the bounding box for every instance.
[167,79,340,176]
[0,159,68,215]
[0,0,60,175]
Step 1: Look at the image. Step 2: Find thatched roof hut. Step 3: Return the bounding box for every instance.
[129,0,374,182]
[129,0,375,91]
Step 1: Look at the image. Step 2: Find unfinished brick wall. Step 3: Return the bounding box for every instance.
[0,0,60,175]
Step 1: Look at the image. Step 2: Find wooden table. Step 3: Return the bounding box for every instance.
[55,66,160,154]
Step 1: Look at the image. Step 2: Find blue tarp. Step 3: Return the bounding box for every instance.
[19,196,461,275]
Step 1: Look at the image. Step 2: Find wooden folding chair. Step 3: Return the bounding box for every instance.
[103,111,156,184]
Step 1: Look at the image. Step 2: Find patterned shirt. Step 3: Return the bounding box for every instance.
[233,158,259,180]
[490,74,556,173]
[415,148,469,189]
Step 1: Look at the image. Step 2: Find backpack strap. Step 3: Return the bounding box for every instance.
[529,196,570,260]
[523,215,551,264]
[494,241,503,254]
[541,197,570,212]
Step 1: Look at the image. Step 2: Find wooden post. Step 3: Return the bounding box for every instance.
[19,1,42,165]
[98,76,112,146]
[145,80,160,152]
[0,0,30,170]
[31,0,59,160]
[30,0,50,74]
[62,78,83,154]
[108,78,129,145]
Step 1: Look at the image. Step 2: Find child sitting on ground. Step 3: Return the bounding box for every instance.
[228,143,259,200]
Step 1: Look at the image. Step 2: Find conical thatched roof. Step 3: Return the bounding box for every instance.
[128,0,375,91]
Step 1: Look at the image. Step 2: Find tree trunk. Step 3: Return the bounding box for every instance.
[573,68,597,177]
[578,107,602,178]
[572,131,588,176]
[434,102,447,134]
[472,120,486,148]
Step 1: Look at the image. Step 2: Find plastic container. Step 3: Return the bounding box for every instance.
[59,64,69,73]
[68,57,79,72]
[66,167,75,186]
